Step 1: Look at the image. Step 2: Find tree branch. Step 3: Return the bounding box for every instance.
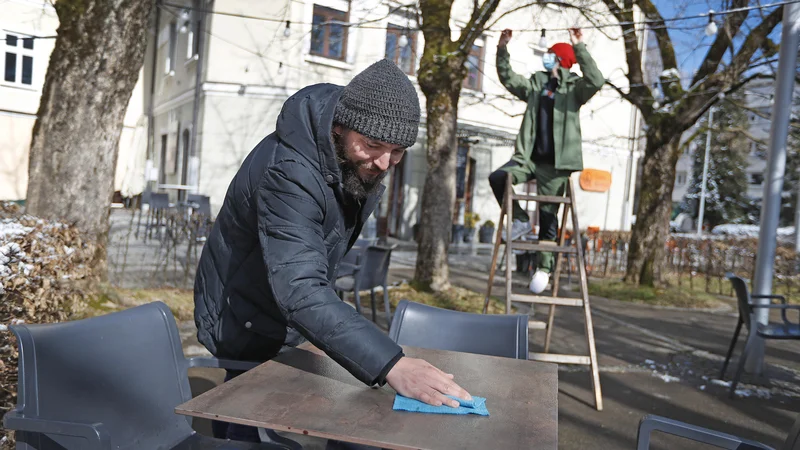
[457,0,502,54]
[691,0,750,87]
[682,5,783,126]
[606,79,644,110]
[635,0,678,70]
[601,0,650,112]
[486,1,616,39]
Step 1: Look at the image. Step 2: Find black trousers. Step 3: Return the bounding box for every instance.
[487,159,562,244]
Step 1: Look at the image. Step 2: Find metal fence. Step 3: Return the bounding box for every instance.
[578,231,800,296]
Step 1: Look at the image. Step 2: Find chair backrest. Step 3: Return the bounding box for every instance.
[187,194,211,217]
[150,192,170,210]
[139,190,152,209]
[388,300,529,360]
[355,245,393,290]
[782,412,800,450]
[726,272,752,330]
[10,302,194,449]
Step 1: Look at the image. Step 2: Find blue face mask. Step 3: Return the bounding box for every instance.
[543,53,557,71]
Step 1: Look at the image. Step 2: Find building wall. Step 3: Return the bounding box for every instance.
[0,0,146,202]
[145,0,642,233]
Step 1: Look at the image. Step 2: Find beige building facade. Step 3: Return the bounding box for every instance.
[3,0,646,239]
[0,0,147,202]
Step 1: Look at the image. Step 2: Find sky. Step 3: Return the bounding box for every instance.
[653,0,786,77]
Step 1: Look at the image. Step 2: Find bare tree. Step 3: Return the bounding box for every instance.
[597,0,782,286]
[25,0,153,276]
[413,0,502,290]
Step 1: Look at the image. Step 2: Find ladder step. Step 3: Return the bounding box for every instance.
[510,194,572,204]
[508,242,577,253]
[511,294,584,307]
[528,320,547,330]
[529,352,591,365]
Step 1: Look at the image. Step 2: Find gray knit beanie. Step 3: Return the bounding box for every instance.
[333,59,421,148]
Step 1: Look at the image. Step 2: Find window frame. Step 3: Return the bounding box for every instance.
[385,24,417,76]
[309,4,349,62]
[2,31,36,89]
[165,21,177,75]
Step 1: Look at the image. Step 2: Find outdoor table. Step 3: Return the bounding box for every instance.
[175,342,558,449]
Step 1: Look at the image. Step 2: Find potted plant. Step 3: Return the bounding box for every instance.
[479,219,495,243]
[463,212,480,243]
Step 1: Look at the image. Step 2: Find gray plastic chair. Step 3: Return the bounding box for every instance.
[187,193,211,217]
[637,413,800,450]
[2,301,294,450]
[722,273,800,397]
[388,299,529,360]
[334,244,395,325]
[336,239,374,279]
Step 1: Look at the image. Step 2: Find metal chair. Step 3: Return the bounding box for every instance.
[133,189,151,239]
[334,244,395,325]
[2,301,296,450]
[142,192,171,242]
[721,273,800,397]
[637,413,800,450]
[388,299,529,360]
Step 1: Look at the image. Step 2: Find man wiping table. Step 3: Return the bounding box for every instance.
[192,59,472,446]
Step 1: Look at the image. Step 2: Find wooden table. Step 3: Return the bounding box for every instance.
[176,344,558,449]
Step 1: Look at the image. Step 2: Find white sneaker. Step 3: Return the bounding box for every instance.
[529,270,550,294]
[502,219,530,242]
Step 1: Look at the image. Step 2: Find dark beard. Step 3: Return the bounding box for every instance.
[333,134,387,201]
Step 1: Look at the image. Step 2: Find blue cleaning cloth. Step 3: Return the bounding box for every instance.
[393,394,489,416]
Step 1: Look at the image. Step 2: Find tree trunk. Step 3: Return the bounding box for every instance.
[625,131,682,286]
[25,0,153,276]
[414,49,464,291]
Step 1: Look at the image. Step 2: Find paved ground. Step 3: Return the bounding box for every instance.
[108,210,800,449]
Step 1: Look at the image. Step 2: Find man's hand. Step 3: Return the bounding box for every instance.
[385,357,472,408]
[569,27,583,45]
[498,28,512,48]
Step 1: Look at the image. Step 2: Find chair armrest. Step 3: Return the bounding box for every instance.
[749,304,800,326]
[186,356,260,372]
[3,410,110,450]
[636,415,772,450]
[338,262,360,274]
[751,294,787,304]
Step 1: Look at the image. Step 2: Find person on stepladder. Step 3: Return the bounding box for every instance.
[489,27,603,294]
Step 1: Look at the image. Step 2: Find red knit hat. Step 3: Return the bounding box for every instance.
[549,43,576,69]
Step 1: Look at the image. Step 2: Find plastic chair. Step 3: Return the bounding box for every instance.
[133,189,151,239]
[334,244,395,325]
[2,301,296,450]
[721,273,800,397]
[187,194,211,217]
[636,413,800,450]
[142,192,171,242]
[388,299,529,360]
[336,239,374,279]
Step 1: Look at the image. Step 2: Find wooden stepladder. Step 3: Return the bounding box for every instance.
[482,175,603,411]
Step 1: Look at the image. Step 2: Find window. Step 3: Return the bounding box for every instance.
[3,32,34,86]
[310,5,348,61]
[165,22,177,74]
[385,25,416,75]
[463,43,483,91]
[676,172,687,186]
[185,1,200,60]
[750,173,764,185]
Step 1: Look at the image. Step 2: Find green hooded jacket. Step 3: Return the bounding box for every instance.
[496,42,604,180]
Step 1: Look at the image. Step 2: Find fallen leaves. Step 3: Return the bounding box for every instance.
[0,202,99,448]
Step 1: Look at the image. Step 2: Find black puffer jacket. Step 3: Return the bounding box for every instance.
[194,83,403,386]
